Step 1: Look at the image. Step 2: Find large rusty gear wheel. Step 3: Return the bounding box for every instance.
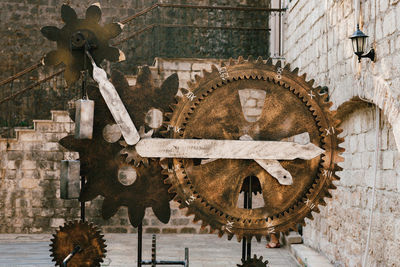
[59,68,178,227]
[237,255,269,267]
[49,221,106,267]
[163,56,344,241]
[41,4,124,85]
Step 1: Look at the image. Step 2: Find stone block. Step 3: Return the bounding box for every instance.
[19,178,39,189]
[382,151,394,169]
[284,231,303,244]
[20,160,36,170]
[50,218,65,228]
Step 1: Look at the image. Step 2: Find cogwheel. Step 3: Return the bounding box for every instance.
[59,68,178,227]
[237,255,269,267]
[163,56,344,242]
[41,3,124,85]
[49,221,106,267]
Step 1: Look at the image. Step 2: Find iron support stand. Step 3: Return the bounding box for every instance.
[241,177,252,262]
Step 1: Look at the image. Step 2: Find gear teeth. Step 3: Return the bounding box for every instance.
[211,64,219,73]
[165,58,344,241]
[227,233,234,240]
[194,74,201,82]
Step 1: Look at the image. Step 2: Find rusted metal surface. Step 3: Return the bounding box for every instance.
[41,4,124,85]
[237,255,269,267]
[164,57,344,241]
[49,221,106,267]
[59,68,178,227]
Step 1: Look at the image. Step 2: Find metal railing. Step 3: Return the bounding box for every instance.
[0,2,285,130]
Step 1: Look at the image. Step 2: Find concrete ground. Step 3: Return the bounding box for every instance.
[0,233,300,267]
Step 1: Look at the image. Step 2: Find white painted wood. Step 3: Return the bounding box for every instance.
[240,134,293,185]
[87,51,140,145]
[255,159,293,185]
[135,138,325,160]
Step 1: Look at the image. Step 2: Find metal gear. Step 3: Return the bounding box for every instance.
[237,255,269,267]
[49,221,106,267]
[163,56,344,241]
[59,68,178,227]
[41,4,124,85]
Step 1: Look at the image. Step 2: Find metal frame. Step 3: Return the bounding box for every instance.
[137,225,189,267]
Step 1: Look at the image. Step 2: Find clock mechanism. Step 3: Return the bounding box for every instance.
[39,3,344,265]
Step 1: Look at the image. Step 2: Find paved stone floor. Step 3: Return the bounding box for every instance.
[0,234,299,267]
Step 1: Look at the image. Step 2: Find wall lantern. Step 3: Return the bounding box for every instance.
[349,24,375,62]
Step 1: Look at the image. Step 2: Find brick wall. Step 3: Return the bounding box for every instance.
[283,0,400,265]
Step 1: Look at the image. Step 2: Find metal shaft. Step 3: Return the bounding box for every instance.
[138,223,143,267]
[80,176,85,222]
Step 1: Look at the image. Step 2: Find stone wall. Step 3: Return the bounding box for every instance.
[0,0,270,128]
[0,109,207,234]
[283,0,400,265]
[0,58,229,234]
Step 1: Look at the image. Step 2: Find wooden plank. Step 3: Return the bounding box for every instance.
[135,138,325,160]
[88,52,140,145]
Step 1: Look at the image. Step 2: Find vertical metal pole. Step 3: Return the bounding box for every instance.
[80,176,85,222]
[138,223,143,267]
[185,247,189,267]
[242,189,248,261]
[246,178,252,259]
[278,0,282,56]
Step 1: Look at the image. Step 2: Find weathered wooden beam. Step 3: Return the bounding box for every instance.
[135,138,324,160]
[87,51,140,145]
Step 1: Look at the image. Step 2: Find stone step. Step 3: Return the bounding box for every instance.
[290,244,334,267]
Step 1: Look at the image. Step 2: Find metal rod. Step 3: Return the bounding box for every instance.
[242,189,248,261]
[80,176,85,222]
[0,62,43,87]
[151,234,156,267]
[185,247,189,267]
[62,245,81,267]
[120,3,286,24]
[0,69,64,105]
[141,261,187,265]
[114,24,270,46]
[246,178,252,260]
[138,223,143,267]
[278,0,282,56]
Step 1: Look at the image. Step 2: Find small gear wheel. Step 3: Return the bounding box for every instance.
[164,56,344,241]
[49,221,106,267]
[59,68,178,227]
[237,255,269,267]
[41,3,124,85]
